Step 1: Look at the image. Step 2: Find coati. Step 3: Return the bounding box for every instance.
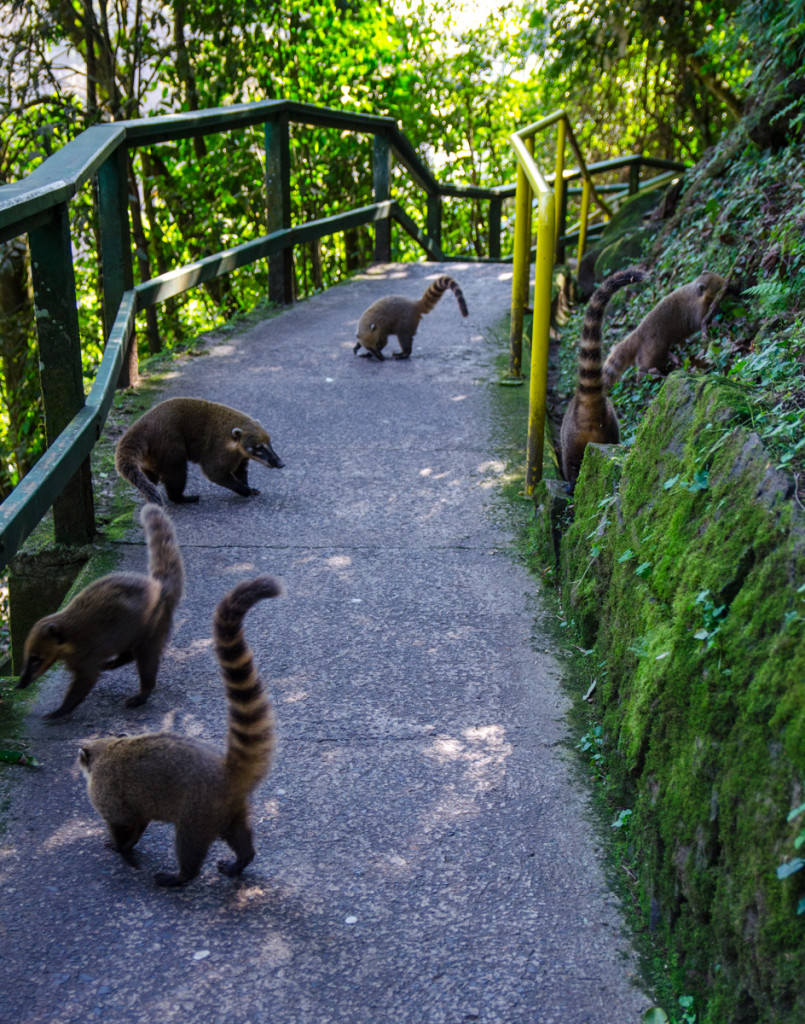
[602,271,727,386]
[353,275,468,359]
[115,397,284,505]
[560,267,648,492]
[17,504,184,718]
[78,575,282,888]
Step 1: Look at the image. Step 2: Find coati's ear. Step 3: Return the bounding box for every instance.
[370,322,376,331]
[44,622,66,643]
[697,281,707,295]
[78,746,91,768]
[231,427,243,441]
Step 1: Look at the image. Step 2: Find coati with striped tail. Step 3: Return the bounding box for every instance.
[18,504,184,718]
[115,397,284,506]
[354,275,469,359]
[78,575,283,888]
[602,271,727,386]
[560,267,648,492]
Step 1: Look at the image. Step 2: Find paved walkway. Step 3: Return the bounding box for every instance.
[0,262,649,1023]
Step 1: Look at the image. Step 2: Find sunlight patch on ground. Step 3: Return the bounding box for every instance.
[425,722,512,795]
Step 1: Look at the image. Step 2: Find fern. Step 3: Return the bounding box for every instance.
[743,278,792,314]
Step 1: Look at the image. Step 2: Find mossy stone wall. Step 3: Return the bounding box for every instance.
[537,372,805,1024]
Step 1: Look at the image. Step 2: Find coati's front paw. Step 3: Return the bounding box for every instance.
[106,841,140,868]
[172,494,200,504]
[154,871,188,887]
[124,692,149,708]
[43,706,69,720]
[247,487,260,496]
[392,352,410,360]
[217,857,245,877]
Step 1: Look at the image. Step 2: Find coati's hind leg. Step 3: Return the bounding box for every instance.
[392,333,414,359]
[162,457,199,504]
[218,812,256,877]
[44,671,100,719]
[125,644,162,708]
[155,825,214,887]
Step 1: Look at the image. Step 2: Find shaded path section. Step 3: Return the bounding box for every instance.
[0,262,649,1023]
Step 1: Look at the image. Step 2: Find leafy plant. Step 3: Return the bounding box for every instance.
[578,723,606,782]
[776,794,805,915]
[677,994,697,1024]
[692,589,727,652]
[612,808,633,829]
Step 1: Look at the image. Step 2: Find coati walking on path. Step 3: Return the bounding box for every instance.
[602,271,727,386]
[78,575,283,887]
[354,275,468,359]
[18,504,184,718]
[115,397,284,505]
[560,267,648,492]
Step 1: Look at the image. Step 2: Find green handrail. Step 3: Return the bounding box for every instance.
[0,99,515,572]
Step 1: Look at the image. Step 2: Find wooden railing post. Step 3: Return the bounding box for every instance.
[629,159,641,195]
[373,134,392,263]
[426,193,442,255]
[488,196,502,260]
[28,204,95,545]
[553,117,566,262]
[577,177,592,266]
[97,147,136,386]
[507,137,534,379]
[265,112,293,305]
[526,190,555,493]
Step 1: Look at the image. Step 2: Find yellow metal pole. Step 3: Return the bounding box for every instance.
[525,190,555,494]
[553,117,566,261]
[577,177,591,267]
[506,138,534,380]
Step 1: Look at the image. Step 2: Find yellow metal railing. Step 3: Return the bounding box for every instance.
[507,110,613,493]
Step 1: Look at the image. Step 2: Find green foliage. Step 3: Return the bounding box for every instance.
[777,793,805,915]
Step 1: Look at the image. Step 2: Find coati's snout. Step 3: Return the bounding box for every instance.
[232,428,284,470]
[251,440,284,469]
[17,622,64,688]
[17,654,46,689]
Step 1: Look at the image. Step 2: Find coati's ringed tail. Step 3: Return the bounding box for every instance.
[559,267,647,492]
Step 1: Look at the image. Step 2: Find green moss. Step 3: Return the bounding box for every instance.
[559,371,805,1023]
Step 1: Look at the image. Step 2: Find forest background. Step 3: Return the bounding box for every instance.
[1,0,797,502]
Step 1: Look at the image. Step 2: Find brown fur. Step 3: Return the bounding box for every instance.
[17,505,184,718]
[560,267,648,491]
[354,275,469,360]
[602,271,727,386]
[78,575,283,887]
[115,397,283,505]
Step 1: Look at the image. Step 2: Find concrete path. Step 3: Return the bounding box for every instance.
[0,262,650,1023]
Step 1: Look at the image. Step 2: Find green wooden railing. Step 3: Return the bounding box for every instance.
[0,99,514,572]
